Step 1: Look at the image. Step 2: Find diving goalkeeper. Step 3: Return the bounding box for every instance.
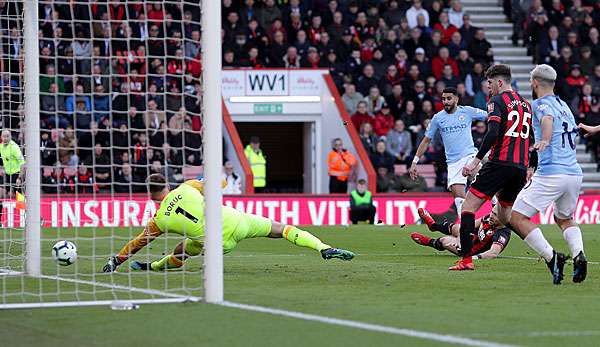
[102,174,354,272]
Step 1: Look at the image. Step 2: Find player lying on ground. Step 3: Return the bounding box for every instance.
[458,64,533,258]
[511,65,587,285]
[410,207,510,270]
[102,174,354,272]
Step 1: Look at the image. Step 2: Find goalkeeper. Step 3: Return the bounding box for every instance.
[103,174,354,272]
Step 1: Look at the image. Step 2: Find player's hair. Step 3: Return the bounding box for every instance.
[357,179,367,185]
[442,87,457,95]
[147,173,167,194]
[530,64,557,87]
[485,64,512,82]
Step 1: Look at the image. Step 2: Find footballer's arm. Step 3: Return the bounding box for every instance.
[102,219,163,272]
[578,123,600,137]
[533,115,552,152]
[473,243,503,259]
[409,136,432,179]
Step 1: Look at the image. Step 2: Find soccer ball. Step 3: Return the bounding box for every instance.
[52,240,78,266]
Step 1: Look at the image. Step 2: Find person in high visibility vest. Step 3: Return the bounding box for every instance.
[349,179,376,224]
[327,138,357,193]
[244,136,267,193]
[0,130,25,198]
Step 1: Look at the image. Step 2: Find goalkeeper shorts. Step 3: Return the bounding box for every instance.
[222,212,273,254]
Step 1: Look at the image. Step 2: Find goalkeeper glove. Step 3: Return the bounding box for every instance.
[102,256,123,273]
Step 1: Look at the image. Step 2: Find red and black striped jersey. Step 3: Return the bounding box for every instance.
[469,214,511,256]
[486,90,533,169]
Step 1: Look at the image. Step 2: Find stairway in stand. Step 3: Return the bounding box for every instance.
[462,0,600,189]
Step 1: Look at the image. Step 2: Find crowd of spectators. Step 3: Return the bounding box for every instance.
[506,0,600,169]
[0,0,499,194]
[1,1,204,194]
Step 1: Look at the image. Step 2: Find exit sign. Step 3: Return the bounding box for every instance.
[253,103,283,114]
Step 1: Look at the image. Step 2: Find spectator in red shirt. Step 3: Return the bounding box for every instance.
[565,65,587,100]
[305,47,322,68]
[307,14,325,44]
[433,11,458,45]
[75,164,95,194]
[147,3,164,25]
[351,101,374,132]
[431,47,458,79]
[374,103,394,138]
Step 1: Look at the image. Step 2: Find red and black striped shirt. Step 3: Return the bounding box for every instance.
[468,214,511,256]
[486,90,533,169]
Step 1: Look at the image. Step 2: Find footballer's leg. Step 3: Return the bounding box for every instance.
[410,233,448,252]
[449,184,466,216]
[418,208,454,235]
[461,162,510,255]
[131,239,200,271]
[555,216,586,283]
[269,221,354,260]
[553,175,586,282]
[459,192,486,255]
[511,176,567,284]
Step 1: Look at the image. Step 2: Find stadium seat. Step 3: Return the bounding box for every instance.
[419,164,437,188]
[394,165,407,176]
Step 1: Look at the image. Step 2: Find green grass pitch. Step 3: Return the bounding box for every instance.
[1,224,599,347]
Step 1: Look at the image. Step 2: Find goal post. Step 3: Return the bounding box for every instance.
[0,0,223,309]
[201,0,224,304]
[23,0,41,278]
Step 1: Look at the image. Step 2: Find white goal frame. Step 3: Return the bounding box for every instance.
[1,0,223,309]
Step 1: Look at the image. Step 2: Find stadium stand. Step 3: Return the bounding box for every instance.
[501,0,600,188]
[0,0,537,194]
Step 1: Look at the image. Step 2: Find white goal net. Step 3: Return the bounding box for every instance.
[0,0,222,308]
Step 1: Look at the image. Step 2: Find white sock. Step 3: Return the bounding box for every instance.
[563,226,584,256]
[524,228,554,262]
[454,197,464,216]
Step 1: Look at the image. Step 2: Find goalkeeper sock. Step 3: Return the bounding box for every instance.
[282,225,330,252]
[150,254,184,271]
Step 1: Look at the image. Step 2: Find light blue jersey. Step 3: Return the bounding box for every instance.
[532,95,582,176]
[425,106,488,164]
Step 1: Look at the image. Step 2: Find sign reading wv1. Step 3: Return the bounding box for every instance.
[245,71,288,96]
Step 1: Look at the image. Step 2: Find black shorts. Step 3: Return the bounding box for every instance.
[469,162,527,207]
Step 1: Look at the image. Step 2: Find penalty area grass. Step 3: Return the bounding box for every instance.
[1,225,599,346]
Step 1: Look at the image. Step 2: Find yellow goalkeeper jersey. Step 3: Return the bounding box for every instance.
[153,180,242,239]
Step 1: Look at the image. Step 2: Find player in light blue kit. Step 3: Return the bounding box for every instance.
[410,87,488,215]
[511,64,587,285]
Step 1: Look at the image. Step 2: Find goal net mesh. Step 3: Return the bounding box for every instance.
[1,0,205,307]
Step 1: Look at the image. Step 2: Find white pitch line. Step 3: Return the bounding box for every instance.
[227,253,600,264]
[498,255,600,265]
[220,301,519,347]
[466,330,600,338]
